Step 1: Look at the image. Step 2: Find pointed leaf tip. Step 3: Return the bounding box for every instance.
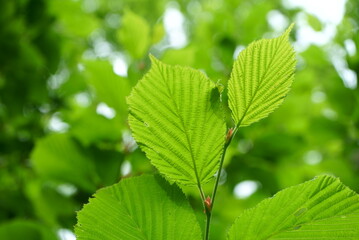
[283,23,295,38]
[148,53,158,63]
[228,23,296,127]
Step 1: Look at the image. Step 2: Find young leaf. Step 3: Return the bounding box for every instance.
[228,24,296,127]
[227,175,359,240]
[127,56,226,185]
[76,175,202,240]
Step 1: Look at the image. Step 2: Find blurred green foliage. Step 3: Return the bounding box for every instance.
[0,0,358,239]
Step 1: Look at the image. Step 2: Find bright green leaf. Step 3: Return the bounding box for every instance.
[228,24,296,127]
[127,56,226,185]
[75,175,202,240]
[31,134,100,192]
[118,10,150,59]
[227,175,359,240]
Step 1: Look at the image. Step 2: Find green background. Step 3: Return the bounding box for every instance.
[0,0,358,239]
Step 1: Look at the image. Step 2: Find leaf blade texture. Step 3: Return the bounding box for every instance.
[228,24,296,127]
[75,175,202,240]
[127,56,226,185]
[227,175,359,240]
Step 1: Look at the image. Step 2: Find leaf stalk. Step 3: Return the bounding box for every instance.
[204,127,237,240]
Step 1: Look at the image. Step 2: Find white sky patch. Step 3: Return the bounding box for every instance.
[163,5,187,48]
[77,63,85,72]
[328,44,358,89]
[93,38,112,58]
[57,184,77,197]
[292,12,337,52]
[283,0,346,25]
[83,31,114,59]
[218,169,227,185]
[213,169,227,185]
[186,0,202,16]
[344,39,357,56]
[48,114,69,132]
[82,0,99,13]
[311,90,326,103]
[111,53,128,77]
[96,102,116,119]
[339,68,357,89]
[74,92,91,107]
[233,45,245,59]
[122,130,137,152]
[234,180,259,199]
[237,139,253,154]
[48,68,69,90]
[282,0,347,52]
[39,104,51,114]
[304,150,322,165]
[121,160,132,176]
[105,13,120,28]
[282,0,357,89]
[267,10,289,33]
[322,108,338,120]
[58,229,76,240]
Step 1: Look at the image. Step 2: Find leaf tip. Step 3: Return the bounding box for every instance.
[284,23,295,38]
[149,54,160,65]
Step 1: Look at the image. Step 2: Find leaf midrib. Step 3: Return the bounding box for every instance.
[119,187,149,240]
[156,64,202,186]
[235,38,282,127]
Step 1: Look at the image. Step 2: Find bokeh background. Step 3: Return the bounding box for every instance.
[0,0,358,239]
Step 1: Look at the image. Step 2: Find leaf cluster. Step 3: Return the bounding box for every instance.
[76,25,359,239]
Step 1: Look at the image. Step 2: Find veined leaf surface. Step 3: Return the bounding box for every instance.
[228,175,359,240]
[76,175,202,240]
[228,24,296,127]
[127,56,226,185]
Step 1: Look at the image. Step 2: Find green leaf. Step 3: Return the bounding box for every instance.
[75,175,202,240]
[0,220,58,240]
[31,134,100,192]
[227,175,359,240]
[127,56,226,185]
[118,10,150,59]
[228,24,296,127]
